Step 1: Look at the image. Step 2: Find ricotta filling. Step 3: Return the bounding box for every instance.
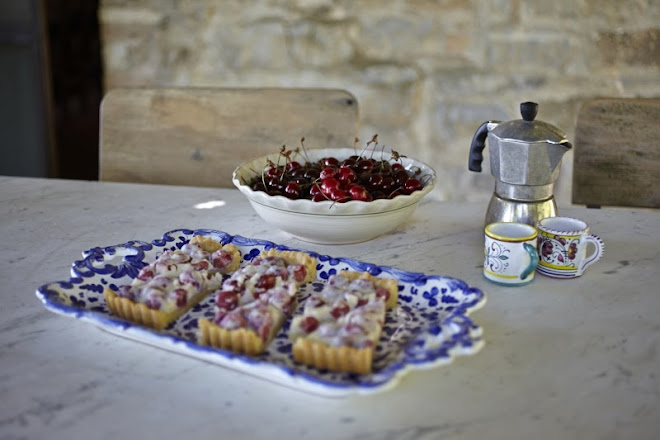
[289,273,387,348]
[115,240,233,312]
[211,255,307,339]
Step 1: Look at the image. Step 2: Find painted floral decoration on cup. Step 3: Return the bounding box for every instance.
[484,222,539,287]
[536,216,604,279]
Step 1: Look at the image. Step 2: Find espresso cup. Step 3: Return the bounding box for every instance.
[536,216,604,278]
[484,222,539,286]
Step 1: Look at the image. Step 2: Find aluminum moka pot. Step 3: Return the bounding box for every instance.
[468,101,572,226]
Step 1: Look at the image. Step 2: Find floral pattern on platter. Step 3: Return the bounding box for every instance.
[35,229,486,397]
[484,242,510,274]
[538,234,579,268]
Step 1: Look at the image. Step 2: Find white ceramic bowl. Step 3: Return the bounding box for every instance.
[232,148,436,244]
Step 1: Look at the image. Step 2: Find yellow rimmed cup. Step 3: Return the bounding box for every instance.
[536,216,604,278]
[484,222,539,286]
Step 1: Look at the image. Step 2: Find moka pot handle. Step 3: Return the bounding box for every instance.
[468,121,499,172]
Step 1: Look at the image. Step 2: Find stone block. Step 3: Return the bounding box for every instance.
[197,22,290,72]
[596,29,660,68]
[522,0,660,27]
[358,81,419,132]
[486,31,577,73]
[288,22,355,67]
[355,4,474,61]
[477,0,519,29]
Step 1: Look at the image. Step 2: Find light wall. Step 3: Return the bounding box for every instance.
[99,0,660,205]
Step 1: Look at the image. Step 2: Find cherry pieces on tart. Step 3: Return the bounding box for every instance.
[288,271,398,375]
[198,249,316,355]
[104,235,241,330]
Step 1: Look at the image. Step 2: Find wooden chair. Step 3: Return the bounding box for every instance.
[99,87,359,188]
[572,98,660,209]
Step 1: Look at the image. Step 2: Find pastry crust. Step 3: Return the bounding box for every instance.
[190,236,241,273]
[104,238,241,330]
[198,306,284,356]
[336,270,399,309]
[289,270,395,374]
[199,320,266,355]
[189,235,224,252]
[292,337,374,375]
[104,287,206,330]
[259,248,316,283]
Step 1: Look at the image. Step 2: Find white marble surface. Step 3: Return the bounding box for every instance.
[1,176,659,440]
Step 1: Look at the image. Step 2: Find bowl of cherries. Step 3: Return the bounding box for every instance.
[232,138,436,244]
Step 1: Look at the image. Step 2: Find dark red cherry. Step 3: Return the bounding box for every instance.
[349,185,372,202]
[291,264,307,282]
[340,158,357,168]
[216,290,239,310]
[265,166,283,179]
[391,162,405,173]
[301,316,319,333]
[284,181,301,199]
[380,176,395,193]
[323,157,339,167]
[403,177,423,194]
[368,173,384,189]
[309,183,323,196]
[285,161,301,172]
[376,287,390,302]
[337,167,356,184]
[320,166,337,180]
[330,301,350,319]
[289,166,307,178]
[252,182,267,192]
[357,159,374,173]
[267,176,285,191]
[304,168,320,180]
[256,274,276,290]
[321,177,341,195]
[394,169,409,186]
[330,188,349,202]
[174,288,188,307]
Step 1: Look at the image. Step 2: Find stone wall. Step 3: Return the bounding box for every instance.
[99,0,660,205]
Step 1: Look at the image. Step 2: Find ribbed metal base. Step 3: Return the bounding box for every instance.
[484,194,557,227]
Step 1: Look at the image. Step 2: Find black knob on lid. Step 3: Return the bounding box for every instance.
[520,101,538,122]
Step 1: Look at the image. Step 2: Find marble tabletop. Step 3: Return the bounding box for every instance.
[1,175,659,440]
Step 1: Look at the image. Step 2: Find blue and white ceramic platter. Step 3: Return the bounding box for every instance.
[36,229,486,397]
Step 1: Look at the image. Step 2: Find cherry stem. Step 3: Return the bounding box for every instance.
[387,188,401,198]
[419,173,433,185]
[300,137,310,163]
[361,134,378,158]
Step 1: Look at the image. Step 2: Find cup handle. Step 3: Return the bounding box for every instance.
[521,243,539,280]
[579,234,605,274]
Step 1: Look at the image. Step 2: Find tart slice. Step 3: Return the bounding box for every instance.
[212,248,316,307]
[104,235,241,330]
[198,301,286,356]
[198,249,316,354]
[289,271,398,374]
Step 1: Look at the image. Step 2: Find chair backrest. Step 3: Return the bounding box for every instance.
[99,87,359,188]
[572,97,660,209]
